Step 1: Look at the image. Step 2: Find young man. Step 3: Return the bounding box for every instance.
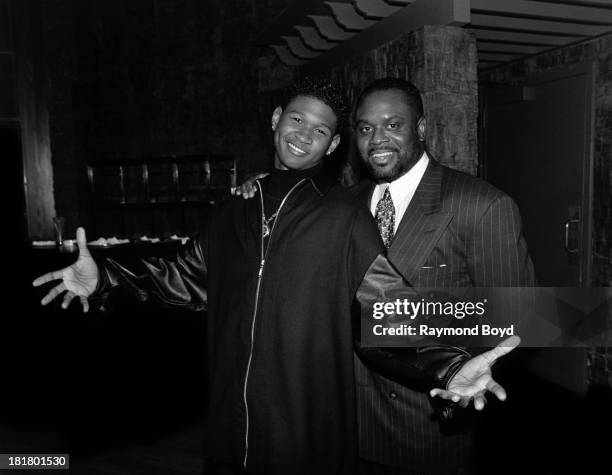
[34,78,515,474]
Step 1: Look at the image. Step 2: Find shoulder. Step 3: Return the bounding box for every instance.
[208,194,256,225]
[322,182,370,215]
[347,179,374,199]
[437,163,514,213]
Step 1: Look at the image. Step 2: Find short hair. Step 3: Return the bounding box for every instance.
[353,77,424,126]
[282,76,348,132]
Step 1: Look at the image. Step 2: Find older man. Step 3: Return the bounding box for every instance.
[352,77,535,475]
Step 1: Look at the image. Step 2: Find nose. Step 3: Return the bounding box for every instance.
[370,126,388,145]
[295,128,313,144]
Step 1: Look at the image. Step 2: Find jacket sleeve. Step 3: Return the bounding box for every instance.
[353,255,470,392]
[468,194,536,286]
[93,234,208,313]
[347,204,471,392]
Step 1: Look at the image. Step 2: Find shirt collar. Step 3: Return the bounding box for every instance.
[375,151,429,198]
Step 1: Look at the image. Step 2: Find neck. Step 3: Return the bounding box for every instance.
[265,163,323,199]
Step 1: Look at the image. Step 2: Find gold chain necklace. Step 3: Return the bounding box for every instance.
[262,208,281,238]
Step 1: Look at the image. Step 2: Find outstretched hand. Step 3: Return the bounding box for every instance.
[32,227,99,312]
[430,336,520,410]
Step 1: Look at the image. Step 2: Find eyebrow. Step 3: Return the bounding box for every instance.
[288,109,333,130]
[355,115,403,125]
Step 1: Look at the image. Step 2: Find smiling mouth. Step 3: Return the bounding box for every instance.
[369,149,396,162]
[287,142,308,156]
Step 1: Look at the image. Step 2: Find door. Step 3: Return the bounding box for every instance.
[482,64,595,396]
[483,64,593,287]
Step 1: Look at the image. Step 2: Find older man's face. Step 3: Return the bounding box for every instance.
[354,89,425,182]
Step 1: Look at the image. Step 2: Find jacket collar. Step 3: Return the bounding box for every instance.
[353,156,444,212]
[356,157,451,284]
[305,163,339,196]
[407,158,443,215]
[388,158,451,283]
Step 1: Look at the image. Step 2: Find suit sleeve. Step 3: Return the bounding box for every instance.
[347,204,471,391]
[468,195,536,286]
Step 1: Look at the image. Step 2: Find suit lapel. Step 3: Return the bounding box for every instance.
[387,160,452,284]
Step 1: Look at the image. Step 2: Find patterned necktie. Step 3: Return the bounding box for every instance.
[375,186,395,248]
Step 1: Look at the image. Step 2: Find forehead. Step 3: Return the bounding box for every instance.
[356,89,416,120]
[284,95,337,125]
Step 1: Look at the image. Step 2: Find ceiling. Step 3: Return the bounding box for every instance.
[256,0,612,72]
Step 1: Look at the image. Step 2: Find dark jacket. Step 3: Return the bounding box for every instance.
[97,167,468,474]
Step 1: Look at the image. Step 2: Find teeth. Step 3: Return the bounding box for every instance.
[288,142,307,155]
[371,151,394,159]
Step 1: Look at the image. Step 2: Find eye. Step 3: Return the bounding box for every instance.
[358,125,371,134]
[292,116,302,124]
[315,128,328,136]
[388,123,399,129]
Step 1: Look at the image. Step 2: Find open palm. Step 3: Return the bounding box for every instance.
[32,227,99,312]
[430,336,520,410]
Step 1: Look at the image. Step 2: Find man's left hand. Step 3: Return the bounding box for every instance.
[430,335,520,410]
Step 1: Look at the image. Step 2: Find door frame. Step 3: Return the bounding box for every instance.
[480,62,596,287]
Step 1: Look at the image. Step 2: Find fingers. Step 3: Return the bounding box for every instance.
[238,186,257,200]
[498,335,521,351]
[80,296,89,313]
[430,388,461,403]
[61,291,76,309]
[481,335,521,365]
[41,282,67,306]
[485,378,507,401]
[32,270,64,287]
[473,392,487,411]
[76,227,91,257]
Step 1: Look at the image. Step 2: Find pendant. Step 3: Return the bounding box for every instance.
[262,222,270,238]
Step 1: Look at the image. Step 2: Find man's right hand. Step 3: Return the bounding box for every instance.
[32,227,99,312]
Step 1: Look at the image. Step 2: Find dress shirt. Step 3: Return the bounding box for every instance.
[369,152,429,233]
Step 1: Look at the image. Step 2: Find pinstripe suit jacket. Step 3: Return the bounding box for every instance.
[354,158,535,474]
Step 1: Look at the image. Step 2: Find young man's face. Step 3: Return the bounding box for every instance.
[354,89,425,182]
[272,95,340,171]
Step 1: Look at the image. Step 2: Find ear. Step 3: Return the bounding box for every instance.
[271,106,283,131]
[326,134,341,156]
[417,117,426,142]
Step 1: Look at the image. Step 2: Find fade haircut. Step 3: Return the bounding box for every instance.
[282,76,348,132]
[352,77,424,127]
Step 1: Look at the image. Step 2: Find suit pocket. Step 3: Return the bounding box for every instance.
[417,260,470,287]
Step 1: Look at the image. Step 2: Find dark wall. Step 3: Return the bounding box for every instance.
[479,35,611,290]
[480,35,612,389]
[2,0,57,238]
[39,0,289,234]
[301,26,478,180]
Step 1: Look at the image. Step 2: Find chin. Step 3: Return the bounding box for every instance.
[368,163,403,182]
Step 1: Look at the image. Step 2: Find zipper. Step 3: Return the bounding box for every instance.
[242,178,306,469]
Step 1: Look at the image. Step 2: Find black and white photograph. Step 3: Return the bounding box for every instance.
[1,0,611,474]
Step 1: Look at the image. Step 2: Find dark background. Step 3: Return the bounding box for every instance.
[0,0,610,473]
